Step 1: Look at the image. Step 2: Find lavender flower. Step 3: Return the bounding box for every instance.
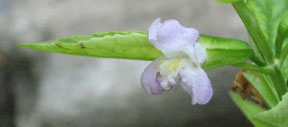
[141,18,213,105]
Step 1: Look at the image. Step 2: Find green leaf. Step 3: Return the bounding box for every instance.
[276,14,288,57]
[19,31,253,70]
[19,31,162,60]
[281,58,288,82]
[233,0,288,64]
[243,71,280,108]
[198,35,254,70]
[217,0,240,3]
[230,92,266,126]
[281,38,288,82]
[254,92,288,127]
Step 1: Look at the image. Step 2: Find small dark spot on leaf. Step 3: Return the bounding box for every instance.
[55,43,64,48]
[80,43,86,49]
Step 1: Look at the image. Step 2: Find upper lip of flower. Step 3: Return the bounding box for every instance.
[148,18,200,54]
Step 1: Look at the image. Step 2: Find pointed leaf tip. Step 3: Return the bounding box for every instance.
[217,0,240,3]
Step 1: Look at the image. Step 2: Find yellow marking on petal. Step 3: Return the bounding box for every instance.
[166,59,182,72]
[159,60,165,66]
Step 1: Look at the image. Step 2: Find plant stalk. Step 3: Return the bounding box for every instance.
[270,66,287,99]
[279,43,288,66]
[232,63,272,74]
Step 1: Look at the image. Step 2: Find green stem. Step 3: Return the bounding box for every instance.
[280,43,288,66]
[275,29,288,59]
[251,54,265,66]
[275,36,285,59]
[270,66,287,99]
[232,63,272,74]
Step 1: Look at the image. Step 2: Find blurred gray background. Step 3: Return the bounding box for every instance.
[0,0,252,127]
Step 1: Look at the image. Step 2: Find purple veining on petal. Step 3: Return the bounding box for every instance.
[148,18,200,53]
[141,57,164,95]
[179,67,213,105]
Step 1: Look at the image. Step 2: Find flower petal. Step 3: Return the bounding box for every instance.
[181,41,207,64]
[141,57,164,95]
[148,18,199,56]
[148,18,161,44]
[195,43,207,64]
[179,67,213,105]
[157,59,182,90]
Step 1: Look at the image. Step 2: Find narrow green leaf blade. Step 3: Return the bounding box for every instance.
[243,71,280,108]
[230,92,266,126]
[19,31,162,60]
[282,59,288,82]
[232,0,288,63]
[198,35,253,70]
[281,39,288,82]
[276,15,288,57]
[20,31,253,70]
